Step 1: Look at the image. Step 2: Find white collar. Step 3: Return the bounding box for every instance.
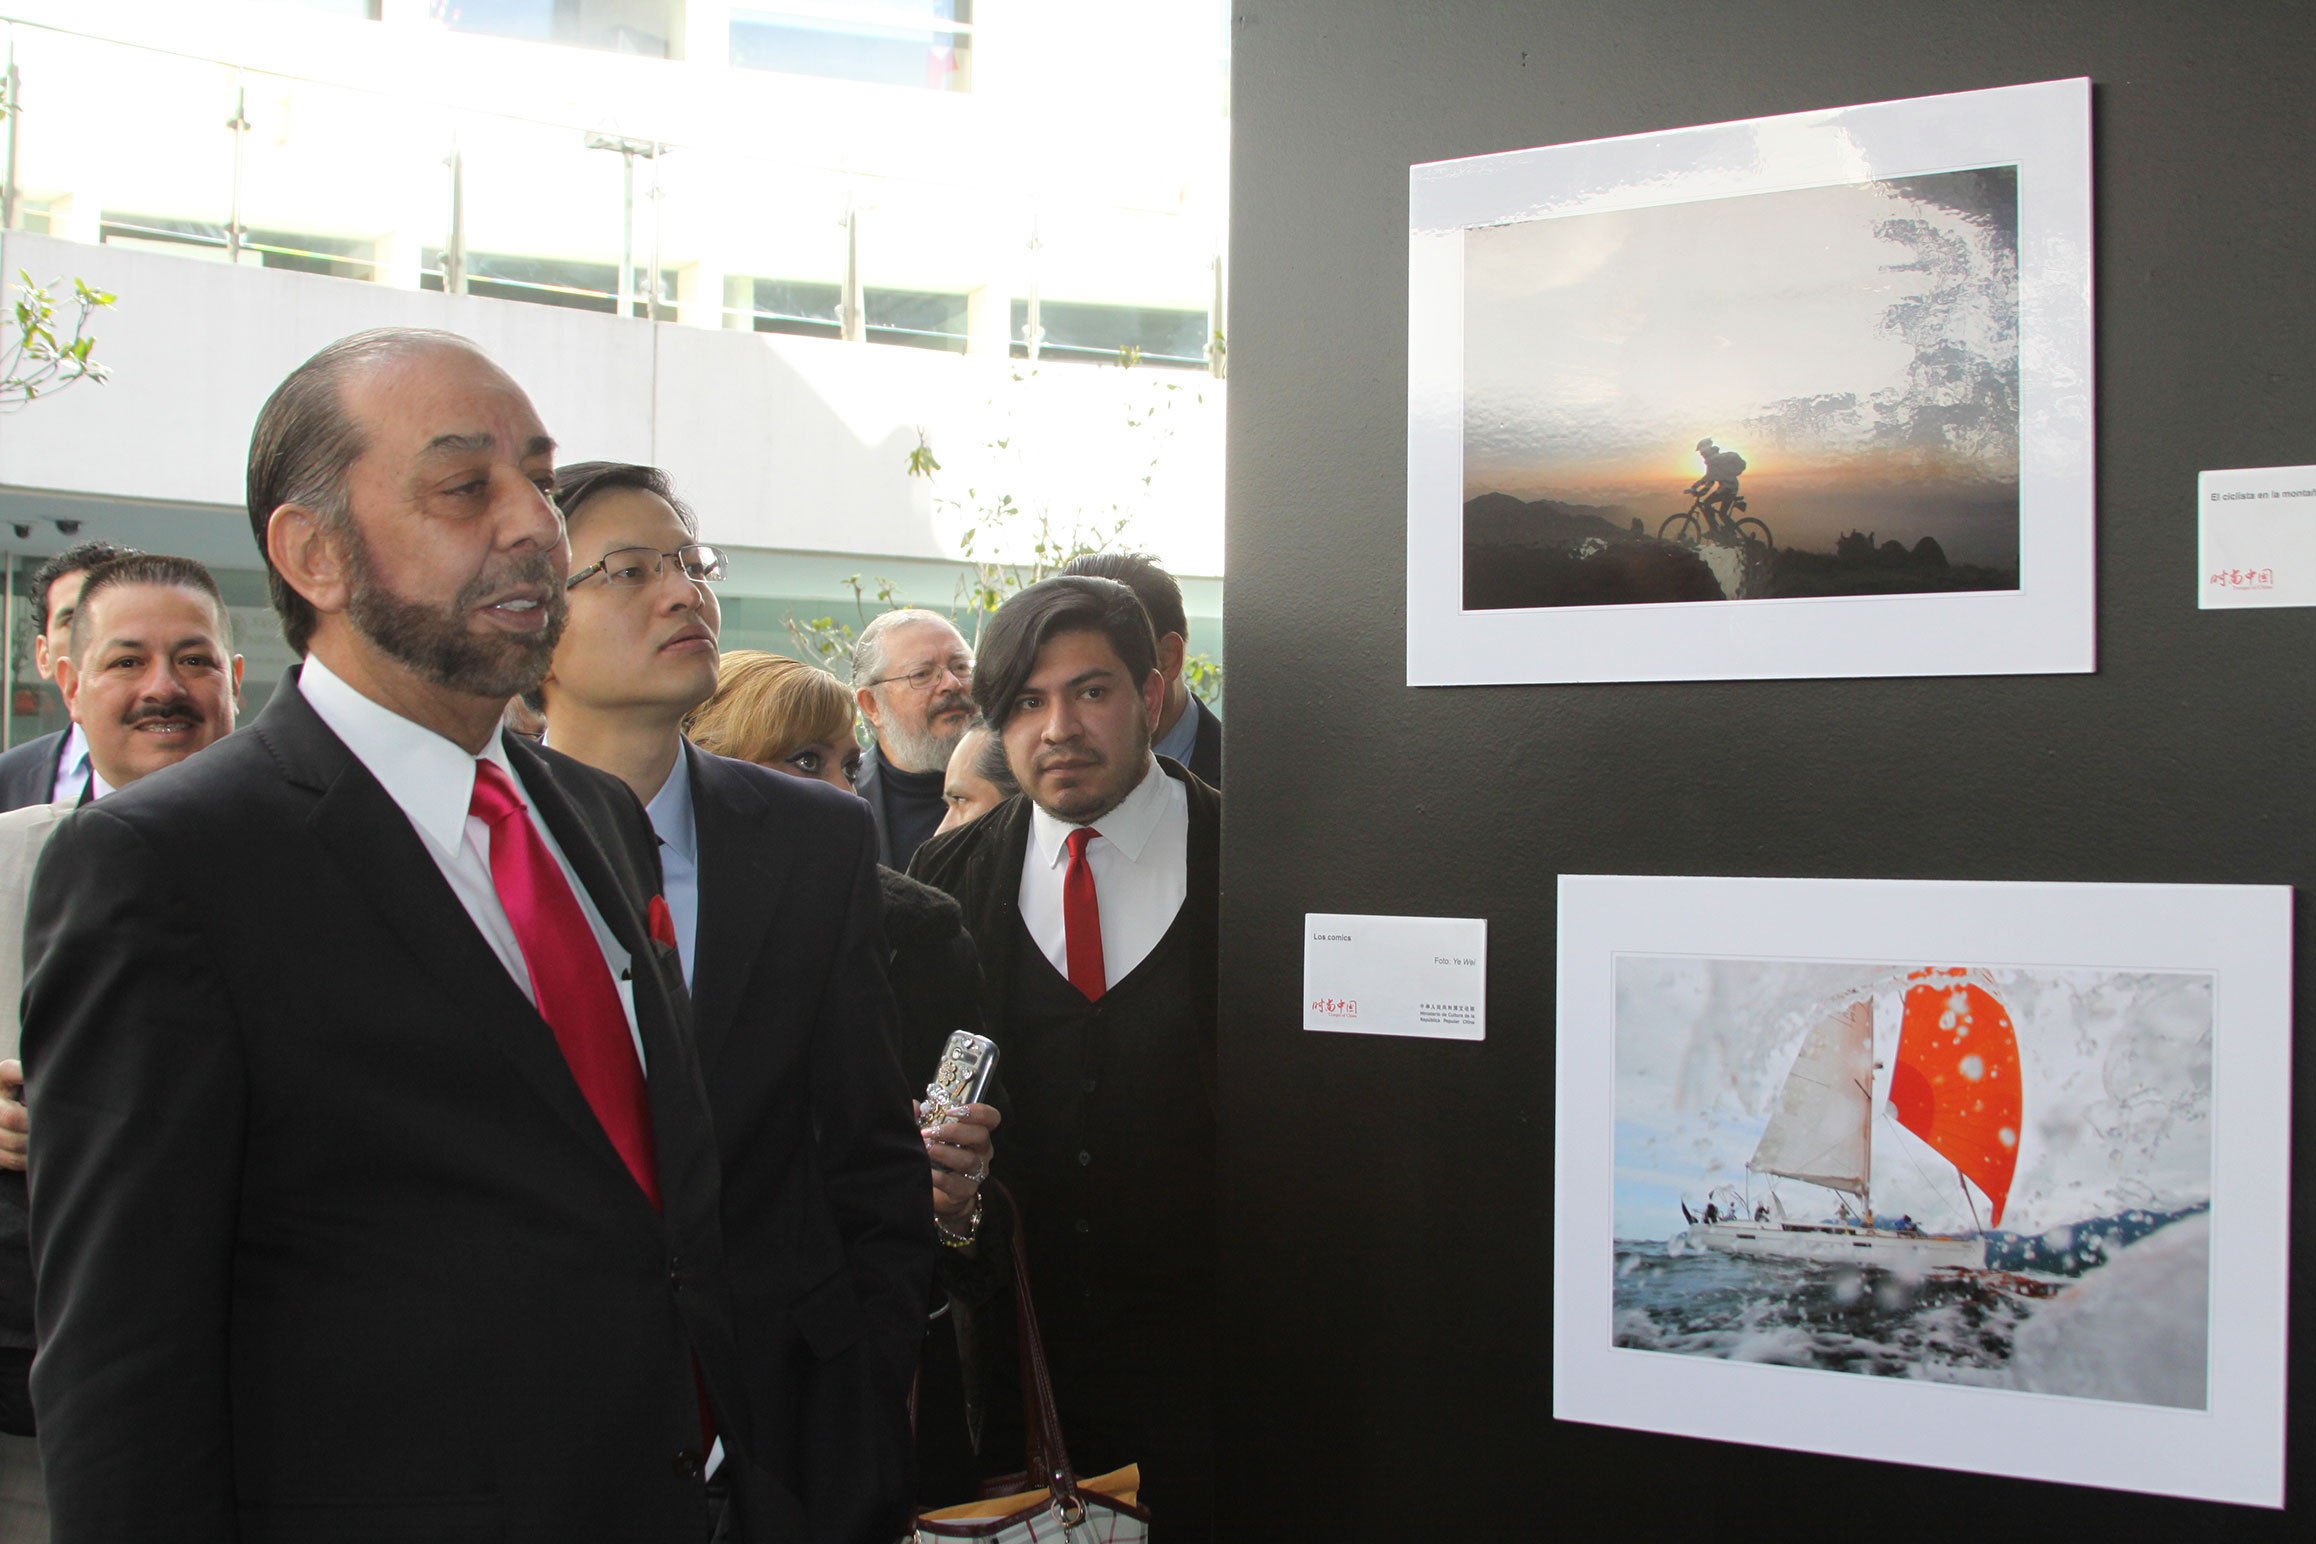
[1030,753,1169,870]
[642,748,697,862]
[87,764,117,802]
[298,652,518,860]
[57,722,89,774]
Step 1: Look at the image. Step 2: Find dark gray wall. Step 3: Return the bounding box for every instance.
[1219,2,2311,1535]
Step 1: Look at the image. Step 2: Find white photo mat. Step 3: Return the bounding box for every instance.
[1409,78,2094,685]
[1553,874,2291,1507]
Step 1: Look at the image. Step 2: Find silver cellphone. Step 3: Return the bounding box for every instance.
[922,1030,998,1127]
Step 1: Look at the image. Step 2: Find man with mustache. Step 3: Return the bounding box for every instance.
[909,575,1220,1540]
[0,553,244,1537]
[19,328,744,1543]
[851,609,977,870]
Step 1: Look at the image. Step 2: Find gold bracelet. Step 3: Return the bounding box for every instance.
[936,1192,983,1249]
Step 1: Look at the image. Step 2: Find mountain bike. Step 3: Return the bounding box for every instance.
[1660,491,1773,550]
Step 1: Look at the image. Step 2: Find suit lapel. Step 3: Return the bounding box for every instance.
[508,734,709,1218]
[684,744,798,1074]
[507,734,653,965]
[971,796,1034,1000]
[267,678,532,1031]
[0,732,64,809]
[266,680,649,1197]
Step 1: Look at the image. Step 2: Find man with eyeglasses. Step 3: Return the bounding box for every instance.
[850,609,978,871]
[540,462,939,1544]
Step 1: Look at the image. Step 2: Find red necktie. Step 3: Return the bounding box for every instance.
[1063,827,1106,1001]
[469,760,661,1209]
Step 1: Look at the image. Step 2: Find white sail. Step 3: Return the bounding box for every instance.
[1748,1002,1873,1197]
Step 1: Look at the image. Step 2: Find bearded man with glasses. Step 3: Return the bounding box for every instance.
[850,609,977,871]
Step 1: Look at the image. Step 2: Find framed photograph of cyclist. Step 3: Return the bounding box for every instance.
[1406,78,2094,685]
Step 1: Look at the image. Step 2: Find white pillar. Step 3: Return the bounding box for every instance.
[670,2,734,65]
[49,189,102,246]
[963,285,1007,356]
[721,273,756,331]
[371,227,425,291]
[673,257,727,329]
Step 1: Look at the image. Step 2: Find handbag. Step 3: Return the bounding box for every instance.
[912,1185,1154,1543]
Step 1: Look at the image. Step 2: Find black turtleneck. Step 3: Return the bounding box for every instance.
[876,753,948,872]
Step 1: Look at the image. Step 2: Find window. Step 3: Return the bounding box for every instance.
[435,1,672,59]
[101,216,376,280]
[273,2,383,18]
[257,1,382,17]
[749,279,842,338]
[730,2,971,91]
[422,250,635,314]
[747,279,969,352]
[1011,300,1210,369]
[866,287,968,352]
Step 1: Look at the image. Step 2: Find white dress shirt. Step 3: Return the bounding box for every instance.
[641,756,699,994]
[298,654,644,1066]
[1019,753,1188,990]
[51,723,91,805]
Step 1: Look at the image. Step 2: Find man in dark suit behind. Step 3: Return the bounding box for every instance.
[0,541,138,812]
[20,328,746,1543]
[1058,552,1221,787]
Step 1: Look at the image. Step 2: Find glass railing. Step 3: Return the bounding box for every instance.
[0,9,1223,368]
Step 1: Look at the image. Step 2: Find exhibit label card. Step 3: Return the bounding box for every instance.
[1303,914,1486,1041]
[2198,463,2316,607]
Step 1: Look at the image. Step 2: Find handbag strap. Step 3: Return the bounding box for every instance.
[993,1182,1089,1520]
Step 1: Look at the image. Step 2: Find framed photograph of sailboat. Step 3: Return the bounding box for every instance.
[1406,77,2093,685]
[1553,874,2290,1507]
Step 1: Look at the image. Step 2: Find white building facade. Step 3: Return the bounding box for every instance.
[0,0,1227,742]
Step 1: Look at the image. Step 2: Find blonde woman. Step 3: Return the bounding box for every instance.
[685,650,863,789]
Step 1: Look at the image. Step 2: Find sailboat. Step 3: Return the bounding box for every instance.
[1688,975,2020,1272]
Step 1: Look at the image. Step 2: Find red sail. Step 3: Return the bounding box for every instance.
[1890,979,2020,1228]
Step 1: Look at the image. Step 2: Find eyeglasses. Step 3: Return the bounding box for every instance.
[867,658,974,692]
[566,543,728,591]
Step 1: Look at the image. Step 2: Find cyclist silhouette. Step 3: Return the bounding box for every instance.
[1686,438,1748,535]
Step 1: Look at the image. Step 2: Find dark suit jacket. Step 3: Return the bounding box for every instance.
[1185,694,1222,789]
[852,745,898,869]
[852,746,893,868]
[21,671,747,1544]
[682,744,935,1544]
[0,730,63,813]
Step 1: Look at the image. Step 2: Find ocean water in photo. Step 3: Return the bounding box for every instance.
[1612,1206,2210,1408]
[1613,1237,2030,1384]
